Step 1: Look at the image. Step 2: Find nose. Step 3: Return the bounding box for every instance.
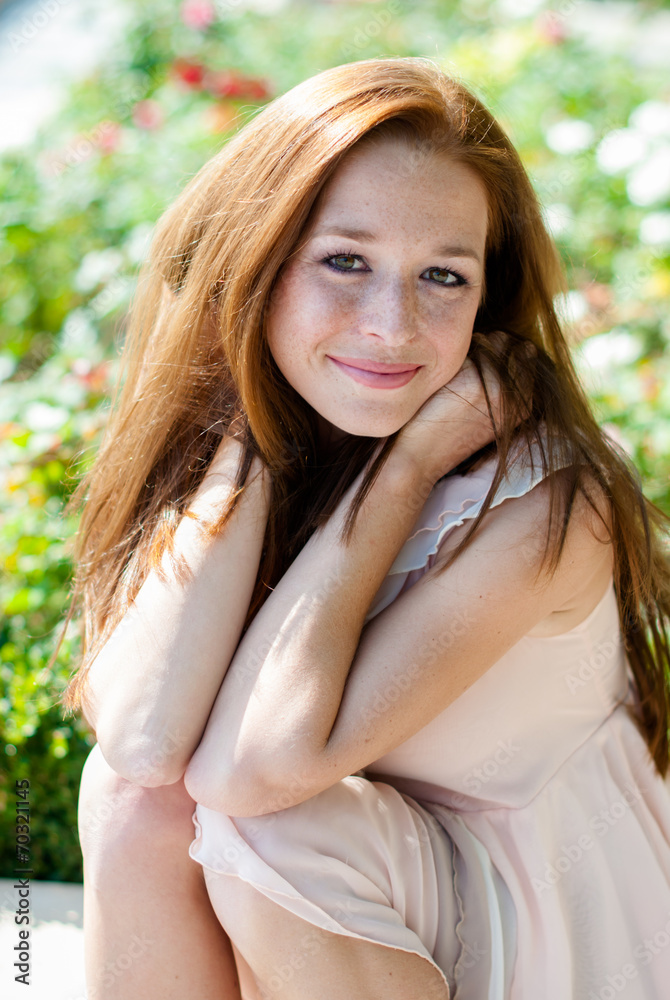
[357,274,419,347]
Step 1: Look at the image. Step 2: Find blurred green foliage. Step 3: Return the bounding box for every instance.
[1,0,669,880]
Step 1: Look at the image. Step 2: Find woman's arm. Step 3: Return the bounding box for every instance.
[184,455,612,817]
[182,447,437,808]
[83,435,272,786]
[181,358,505,812]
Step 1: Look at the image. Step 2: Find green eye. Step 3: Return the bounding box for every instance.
[320,252,469,287]
[322,253,363,272]
[426,267,465,286]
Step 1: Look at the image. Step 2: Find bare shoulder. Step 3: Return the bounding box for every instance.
[430,464,615,636]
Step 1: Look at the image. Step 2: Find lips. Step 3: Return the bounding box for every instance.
[327,355,421,374]
[327,356,422,389]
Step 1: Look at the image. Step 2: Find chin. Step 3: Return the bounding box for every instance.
[322,410,409,440]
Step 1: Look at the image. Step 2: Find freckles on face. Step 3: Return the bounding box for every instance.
[266,138,489,440]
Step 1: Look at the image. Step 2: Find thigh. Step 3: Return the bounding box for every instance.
[190,774,461,992]
[205,869,451,1000]
[230,943,264,1000]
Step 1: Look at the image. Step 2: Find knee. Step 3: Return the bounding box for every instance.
[79,744,198,875]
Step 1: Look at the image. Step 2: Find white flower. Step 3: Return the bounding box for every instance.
[639,211,670,247]
[74,249,124,293]
[596,128,648,174]
[545,119,594,155]
[0,354,16,382]
[495,0,544,17]
[629,100,670,137]
[627,146,670,206]
[543,202,574,237]
[24,402,70,432]
[123,223,154,265]
[59,310,97,351]
[578,330,642,370]
[555,290,588,325]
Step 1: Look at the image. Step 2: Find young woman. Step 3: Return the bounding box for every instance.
[66,57,670,999]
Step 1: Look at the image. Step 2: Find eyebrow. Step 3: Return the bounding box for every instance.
[310,225,483,264]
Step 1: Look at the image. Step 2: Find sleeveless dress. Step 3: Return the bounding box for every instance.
[189,443,670,999]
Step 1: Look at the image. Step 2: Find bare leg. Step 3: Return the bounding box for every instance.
[204,870,451,1000]
[78,744,243,999]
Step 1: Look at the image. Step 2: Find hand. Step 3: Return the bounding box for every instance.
[392,331,535,485]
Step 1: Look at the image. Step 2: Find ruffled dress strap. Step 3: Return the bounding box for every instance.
[364,432,574,624]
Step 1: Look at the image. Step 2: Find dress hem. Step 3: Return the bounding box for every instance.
[189,831,453,996]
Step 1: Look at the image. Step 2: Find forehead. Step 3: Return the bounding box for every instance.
[308,136,489,244]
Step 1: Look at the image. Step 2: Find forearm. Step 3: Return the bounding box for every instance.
[85,438,272,785]
[184,446,435,808]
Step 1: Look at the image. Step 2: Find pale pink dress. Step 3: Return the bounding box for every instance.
[189,445,670,999]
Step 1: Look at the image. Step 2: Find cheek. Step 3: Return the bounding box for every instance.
[266,313,320,397]
[266,287,305,375]
[267,273,329,360]
[427,298,479,383]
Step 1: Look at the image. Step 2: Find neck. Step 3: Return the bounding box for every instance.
[315,415,349,455]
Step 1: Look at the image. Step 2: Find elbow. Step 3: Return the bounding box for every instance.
[95,721,192,788]
[116,753,188,789]
[182,752,246,814]
[184,752,285,817]
[83,663,192,787]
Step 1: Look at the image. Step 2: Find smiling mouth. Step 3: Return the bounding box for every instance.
[327,356,422,389]
[327,355,422,374]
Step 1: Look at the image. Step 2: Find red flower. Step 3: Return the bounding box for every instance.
[172,58,206,89]
[582,282,612,313]
[244,76,272,100]
[205,69,272,101]
[70,359,111,392]
[96,122,122,155]
[536,11,567,45]
[180,0,215,30]
[132,99,164,130]
[205,69,246,98]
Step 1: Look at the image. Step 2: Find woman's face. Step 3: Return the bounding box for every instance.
[266,137,489,447]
